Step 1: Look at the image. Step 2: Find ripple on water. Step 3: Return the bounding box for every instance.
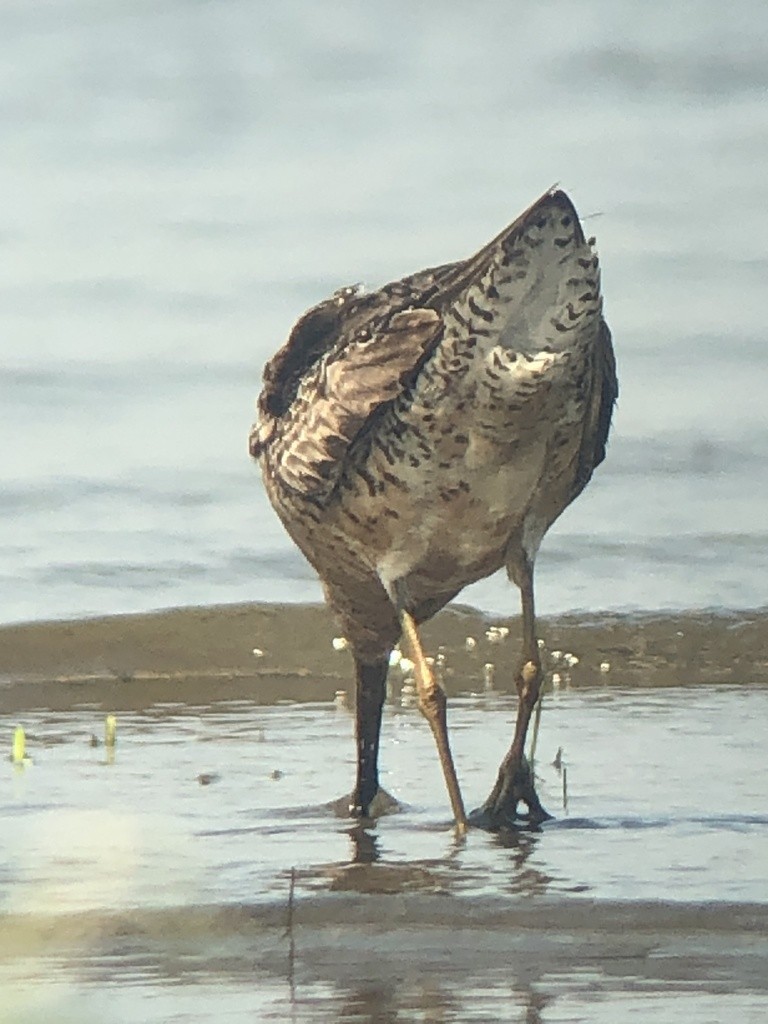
[2,685,766,912]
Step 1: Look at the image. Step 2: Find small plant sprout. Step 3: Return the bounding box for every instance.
[528,685,545,769]
[12,726,27,765]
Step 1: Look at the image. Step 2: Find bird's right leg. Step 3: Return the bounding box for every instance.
[349,654,393,818]
[394,583,468,834]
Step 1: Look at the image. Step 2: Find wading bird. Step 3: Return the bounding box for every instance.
[250,188,617,831]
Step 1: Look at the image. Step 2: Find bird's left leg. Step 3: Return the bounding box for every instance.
[394,588,467,834]
[470,558,551,828]
[348,654,399,819]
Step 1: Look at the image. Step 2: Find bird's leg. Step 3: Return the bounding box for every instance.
[349,654,392,818]
[395,586,467,833]
[471,561,551,828]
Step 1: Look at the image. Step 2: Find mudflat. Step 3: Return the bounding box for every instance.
[2,602,766,708]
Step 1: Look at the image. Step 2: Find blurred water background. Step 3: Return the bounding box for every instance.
[2,0,767,625]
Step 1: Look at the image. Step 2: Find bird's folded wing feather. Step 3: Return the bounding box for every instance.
[261,307,443,501]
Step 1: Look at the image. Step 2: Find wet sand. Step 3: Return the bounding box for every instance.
[3,896,767,986]
[2,601,767,709]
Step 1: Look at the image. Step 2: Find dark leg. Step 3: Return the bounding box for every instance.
[349,654,389,817]
[470,560,551,828]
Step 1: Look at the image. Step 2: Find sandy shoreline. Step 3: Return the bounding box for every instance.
[3,895,767,989]
[1,602,766,711]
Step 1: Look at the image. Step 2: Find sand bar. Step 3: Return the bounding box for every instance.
[0,602,766,712]
[2,894,767,992]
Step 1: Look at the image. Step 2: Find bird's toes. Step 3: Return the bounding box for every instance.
[469,754,552,831]
[365,788,402,818]
[467,804,512,832]
[328,787,402,820]
[467,799,552,832]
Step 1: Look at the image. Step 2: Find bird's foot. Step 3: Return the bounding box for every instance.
[328,787,402,820]
[468,755,552,831]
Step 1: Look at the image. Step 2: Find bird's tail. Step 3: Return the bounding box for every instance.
[445,188,604,358]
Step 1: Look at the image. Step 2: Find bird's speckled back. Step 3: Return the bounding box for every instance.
[251,188,617,655]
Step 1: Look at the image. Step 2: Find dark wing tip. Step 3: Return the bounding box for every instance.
[261,299,341,419]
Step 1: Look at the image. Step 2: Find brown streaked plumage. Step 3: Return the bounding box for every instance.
[250,187,617,830]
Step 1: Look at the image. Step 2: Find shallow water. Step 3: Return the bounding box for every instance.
[2,0,768,624]
[2,683,767,1021]
[5,685,766,910]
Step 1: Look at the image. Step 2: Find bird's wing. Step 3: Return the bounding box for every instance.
[572,317,618,498]
[253,305,443,502]
[593,319,618,468]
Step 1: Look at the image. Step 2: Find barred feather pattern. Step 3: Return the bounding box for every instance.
[250,188,617,657]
